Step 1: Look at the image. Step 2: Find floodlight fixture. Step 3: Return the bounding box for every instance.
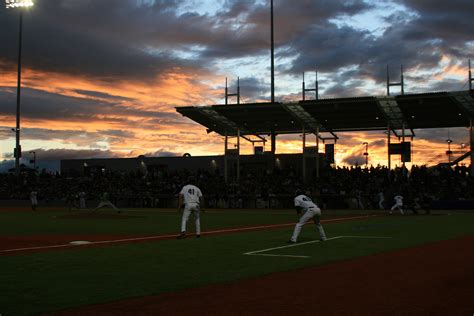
[363,142,369,166]
[5,0,34,9]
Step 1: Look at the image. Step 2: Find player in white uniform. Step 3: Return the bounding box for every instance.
[378,191,385,210]
[390,194,404,215]
[177,179,204,239]
[30,191,38,211]
[93,192,120,213]
[288,190,327,243]
[78,191,86,209]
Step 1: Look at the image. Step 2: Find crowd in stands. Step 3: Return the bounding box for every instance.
[0,163,473,210]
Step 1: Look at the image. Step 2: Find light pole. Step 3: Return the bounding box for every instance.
[363,142,369,166]
[5,0,34,176]
[446,139,453,163]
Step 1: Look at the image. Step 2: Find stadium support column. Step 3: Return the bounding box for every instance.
[271,132,276,154]
[270,131,276,172]
[402,122,405,168]
[237,128,240,182]
[302,126,306,183]
[471,119,473,177]
[316,126,320,179]
[224,131,228,184]
[387,125,391,177]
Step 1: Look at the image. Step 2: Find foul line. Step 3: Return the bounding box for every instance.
[243,235,392,258]
[0,215,377,254]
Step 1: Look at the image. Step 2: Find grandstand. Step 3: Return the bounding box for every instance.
[178,90,474,178]
[59,90,474,182]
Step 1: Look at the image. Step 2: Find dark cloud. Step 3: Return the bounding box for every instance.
[223,76,268,102]
[322,77,374,98]
[371,139,386,148]
[399,0,474,44]
[0,126,137,148]
[0,148,125,172]
[145,148,180,157]
[0,0,376,82]
[0,87,178,124]
[204,0,373,59]
[73,90,134,102]
[1,0,469,93]
[415,127,469,144]
[342,153,365,166]
[281,1,471,90]
[0,0,201,81]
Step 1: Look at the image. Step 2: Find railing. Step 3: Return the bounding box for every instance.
[425,150,470,167]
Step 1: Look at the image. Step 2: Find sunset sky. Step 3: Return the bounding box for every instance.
[0,0,473,171]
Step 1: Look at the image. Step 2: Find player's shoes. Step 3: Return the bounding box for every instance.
[177,233,186,239]
[320,237,327,241]
[196,235,201,238]
[286,240,296,244]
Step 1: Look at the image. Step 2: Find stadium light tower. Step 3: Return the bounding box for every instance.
[5,0,34,176]
[446,139,453,163]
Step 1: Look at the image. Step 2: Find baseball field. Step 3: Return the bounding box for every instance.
[0,207,473,315]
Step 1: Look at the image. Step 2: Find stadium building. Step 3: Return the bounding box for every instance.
[62,90,474,180]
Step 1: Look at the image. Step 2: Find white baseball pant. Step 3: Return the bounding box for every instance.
[290,207,326,242]
[181,202,201,235]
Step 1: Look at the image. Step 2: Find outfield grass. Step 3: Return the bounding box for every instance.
[0,209,473,315]
[0,208,298,236]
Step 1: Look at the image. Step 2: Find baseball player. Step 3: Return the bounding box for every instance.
[378,191,385,210]
[177,178,204,239]
[288,189,327,243]
[78,191,86,209]
[65,191,79,211]
[30,190,38,211]
[93,192,120,213]
[390,194,404,215]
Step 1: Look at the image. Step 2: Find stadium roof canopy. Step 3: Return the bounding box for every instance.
[176,90,474,138]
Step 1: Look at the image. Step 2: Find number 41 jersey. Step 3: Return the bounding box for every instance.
[180,184,203,204]
[294,194,318,210]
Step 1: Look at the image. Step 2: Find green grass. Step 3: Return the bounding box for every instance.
[0,208,298,236]
[0,209,473,315]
